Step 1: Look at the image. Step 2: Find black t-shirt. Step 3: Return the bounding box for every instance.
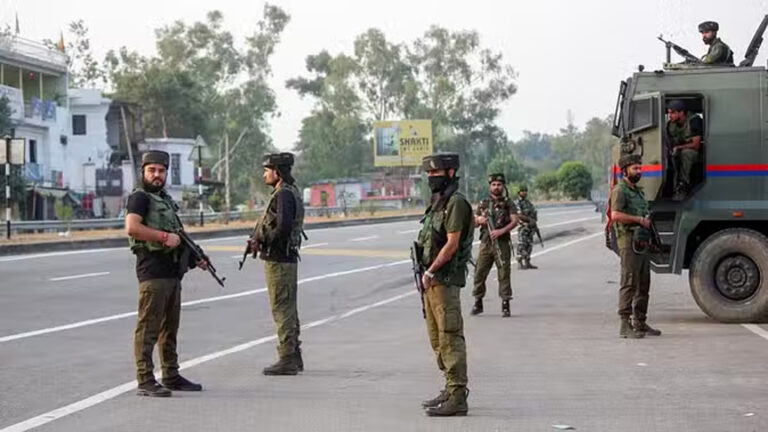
[126,191,179,282]
[260,188,298,263]
[689,116,704,137]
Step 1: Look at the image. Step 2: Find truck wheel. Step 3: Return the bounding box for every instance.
[690,228,768,323]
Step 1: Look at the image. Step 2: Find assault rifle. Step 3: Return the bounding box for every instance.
[238,226,259,270]
[658,35,701,64]
[410,242,426,319]
[176,229,226,287]
[533,224,544,248]
[484,209,509,266]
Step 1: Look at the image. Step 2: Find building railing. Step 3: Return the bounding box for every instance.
[0,35,68,69]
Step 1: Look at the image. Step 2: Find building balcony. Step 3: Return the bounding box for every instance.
[0,36,68,73]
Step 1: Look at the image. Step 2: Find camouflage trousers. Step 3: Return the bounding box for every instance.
[618,243,651,320]
[472,238,512,301]
[264,261,301,357]
[517,225,535,261]
[424,282,468,393]
[134,278,181,385]
[674,149,699,192]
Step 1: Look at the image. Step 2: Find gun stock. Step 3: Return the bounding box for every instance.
[176,229,226,287]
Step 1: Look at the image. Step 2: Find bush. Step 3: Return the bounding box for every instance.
[534,172,559,199]
[556,161,593,200]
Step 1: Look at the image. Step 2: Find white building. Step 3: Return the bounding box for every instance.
[1,34,114,218]
[140,138,200,202]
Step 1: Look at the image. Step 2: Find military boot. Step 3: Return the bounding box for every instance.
[501,300,511,318]
[162,375,202,391]
[421,389,449,409]
[470,298,483,315]
[425,388,468,417]
[634,319,662,336]
[137,380,172,397]
[525,259,538,269]
[263,354,300,376]
[619,317,644,339]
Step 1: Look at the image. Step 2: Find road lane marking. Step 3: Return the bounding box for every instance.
[0,291,416,432]
[0,215,598,343]
[398,229,420,234]
[303,242,329,249]
[0,230,601,431]
[350,235,379,242]
[742,324,768,341]
[49,272,110,282]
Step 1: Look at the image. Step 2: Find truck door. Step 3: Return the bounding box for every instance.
[621,92,664,201]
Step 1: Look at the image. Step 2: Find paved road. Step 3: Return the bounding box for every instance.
[1,205,766,432]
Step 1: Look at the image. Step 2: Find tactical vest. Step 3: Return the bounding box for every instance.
[613,180,649,239]
[667,114,698,148]
[517,197,537,220]
[128,188,182,254]
[257,182,305,257]
[418,191,474,287]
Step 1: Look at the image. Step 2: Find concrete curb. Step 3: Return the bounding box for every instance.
[0,201,594,257]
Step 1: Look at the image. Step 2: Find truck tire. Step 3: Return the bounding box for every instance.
[689,228,768,323]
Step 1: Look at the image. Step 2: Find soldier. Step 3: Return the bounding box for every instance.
[699,21,734,65]
[666,99,703,200]
[248,152,306,375]
[471,173,518,318]
[516,185,538,270]
[416,153,474,417]
[125,150,205,397]
[610,154,662,339]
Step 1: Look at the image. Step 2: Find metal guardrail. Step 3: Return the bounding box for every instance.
[8,205,403,233]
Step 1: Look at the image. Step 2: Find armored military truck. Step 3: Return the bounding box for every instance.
[609,16,768,323]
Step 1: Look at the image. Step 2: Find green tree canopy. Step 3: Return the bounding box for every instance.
[557,161,593,200]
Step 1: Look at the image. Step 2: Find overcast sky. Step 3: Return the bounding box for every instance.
[3,0,768,149]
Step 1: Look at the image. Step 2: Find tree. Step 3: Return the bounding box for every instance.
[44,20,106,88]
[534,171,559,200]
[557,161,593,200]
[580,116,614,185]
[486,152,528,188]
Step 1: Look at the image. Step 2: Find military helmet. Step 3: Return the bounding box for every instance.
[141,150,170,168]
[422,153,460,171]
[618,154,642,170]
[668,99,686,112]
[488,173,505,184]
[518,184,528,192]
[262,152,295,168]
[698,21,719,32]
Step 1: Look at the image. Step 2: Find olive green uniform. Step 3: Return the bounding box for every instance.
[128,188,187,385]
[472,196,517,301]
[417,188,474,395]
[255,182,305,359]
[667,113,702,194]
[516,196,537,263]
[702,38,734,65]
[610,180,651,321]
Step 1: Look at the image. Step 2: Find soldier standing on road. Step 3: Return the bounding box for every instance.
[666,99,703,200]
[516,185,539,270]
[416,153,474,417]
[471,173,518,318]
[699,21,734,66]
[248,152,306,375]
[125,150,205,397]
[610,154,663,339]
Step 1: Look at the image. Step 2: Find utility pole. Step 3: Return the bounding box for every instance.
[4,136,10,239]
[198,145,204,227]
[225,132,231,213]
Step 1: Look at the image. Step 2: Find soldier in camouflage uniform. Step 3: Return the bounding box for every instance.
[416,153,474,417]
[471,173,518,318]
[248,152,306,375]
[666,99,703,200]
[610,154,662,339]
[698,21,734,66]
[125,150,205,397]
[516,185,538,270]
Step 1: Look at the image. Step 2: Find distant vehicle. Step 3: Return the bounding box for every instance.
[608,16,768,323]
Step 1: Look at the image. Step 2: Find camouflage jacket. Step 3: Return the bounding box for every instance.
[701,38,734,65]
[475,195,518,243]
[516,197,537,225]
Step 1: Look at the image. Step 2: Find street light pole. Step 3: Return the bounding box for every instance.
[4,136,10,239]
[198,145,204,227]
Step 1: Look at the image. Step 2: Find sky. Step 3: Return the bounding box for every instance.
[3,0,768,150]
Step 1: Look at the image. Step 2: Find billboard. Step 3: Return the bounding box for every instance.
[373,120,432,167]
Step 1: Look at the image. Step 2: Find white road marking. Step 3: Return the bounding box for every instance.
[49,272,110,282]
[303,242,329,249]
[742,324,768,341]
[398,229,420,234]
[350,235,378,242]
[0,230,601,432]
[0,215,599,344]
[0,291,416,432]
